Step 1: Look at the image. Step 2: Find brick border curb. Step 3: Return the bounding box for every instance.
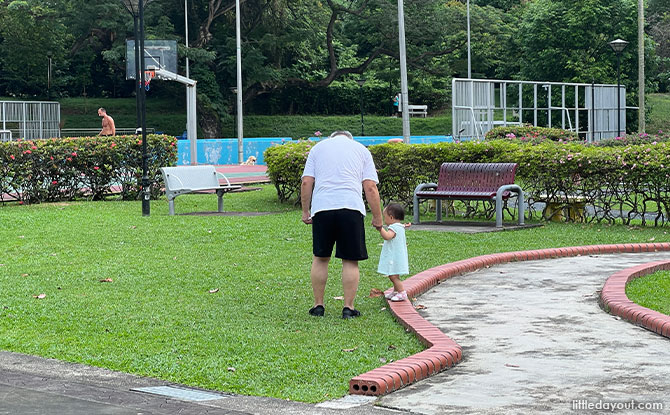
[601,260,670,338]
[349,242,670,396]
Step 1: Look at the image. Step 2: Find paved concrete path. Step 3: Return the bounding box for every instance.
[377,251,670,414]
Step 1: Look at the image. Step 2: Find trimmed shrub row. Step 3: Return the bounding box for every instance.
[265,138,670,226]
[0,135,177,203]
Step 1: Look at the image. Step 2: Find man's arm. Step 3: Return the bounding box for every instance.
[301,176,315,224]
[109,117,116,135]
[363,179,382,229]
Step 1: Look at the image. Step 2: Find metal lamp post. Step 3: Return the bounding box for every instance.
[609,38,629,138]
[466,0,471,78]
[357,78,366,136]
[47,52,52,99]
[120,0,152,216]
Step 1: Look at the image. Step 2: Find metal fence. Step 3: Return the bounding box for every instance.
[60,128,155,137]
[0,101,60,140]
[452,78,636,142]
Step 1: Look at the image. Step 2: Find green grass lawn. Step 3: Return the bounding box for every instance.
[647,93,670,134]
[1,187,670,402]
[57,97,451,138]
[626,271,670,316]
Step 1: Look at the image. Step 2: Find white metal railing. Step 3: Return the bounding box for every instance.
[452,79,638,142]
[1,101,60,140]
[60,128,156,137]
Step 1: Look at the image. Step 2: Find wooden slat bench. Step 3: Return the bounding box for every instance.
[160,165,242,215]
[412,162,524,228]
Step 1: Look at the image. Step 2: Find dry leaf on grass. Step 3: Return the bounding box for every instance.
[333,296,344,300]
[415,304,427,310]
[341,347,358,352]
[208,288,219,293]
[369,288,384,298]
[32,294,46,299]
[227,367,236,372]
[99,278,113,283]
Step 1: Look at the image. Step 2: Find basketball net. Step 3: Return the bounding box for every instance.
[143,70,155,91]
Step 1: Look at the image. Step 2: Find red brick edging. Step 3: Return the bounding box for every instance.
[600,260,670,338]
[349,242,670,396]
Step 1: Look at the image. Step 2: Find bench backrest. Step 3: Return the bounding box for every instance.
[161,165,220,191]
[437,163,517,192]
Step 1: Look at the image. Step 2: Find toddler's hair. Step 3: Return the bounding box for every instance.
[385,203,405,220]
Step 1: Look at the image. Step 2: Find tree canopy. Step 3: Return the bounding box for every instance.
[0,0,660,134]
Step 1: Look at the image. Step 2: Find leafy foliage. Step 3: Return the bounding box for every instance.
[0,134,177,203]
[264,140,314,202]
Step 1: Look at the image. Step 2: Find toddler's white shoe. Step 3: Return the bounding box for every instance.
[389,291,408,302]
[385,291,397,299]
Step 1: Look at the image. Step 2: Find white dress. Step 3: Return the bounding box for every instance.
[377,223,409,276]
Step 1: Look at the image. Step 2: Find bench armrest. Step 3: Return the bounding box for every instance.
[413,183,438,223]
[215,171,232,187]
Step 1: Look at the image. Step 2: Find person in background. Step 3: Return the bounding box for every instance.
[301,130,383,319]
[98,108,116,136]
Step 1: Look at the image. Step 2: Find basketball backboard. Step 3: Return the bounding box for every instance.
[125,40,177,80]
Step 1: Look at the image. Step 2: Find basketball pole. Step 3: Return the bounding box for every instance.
[139,0,150,216]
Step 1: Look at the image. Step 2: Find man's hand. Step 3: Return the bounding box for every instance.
[371,216,382,230]
[302,212,312,225]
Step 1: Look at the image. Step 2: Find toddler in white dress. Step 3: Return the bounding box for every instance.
[377,203,410,302]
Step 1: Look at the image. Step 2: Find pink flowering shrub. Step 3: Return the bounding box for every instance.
[0,134,177,204]
[485,125,579,143]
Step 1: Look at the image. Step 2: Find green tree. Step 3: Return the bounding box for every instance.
[518,0,638,84]
[0,0,72,97]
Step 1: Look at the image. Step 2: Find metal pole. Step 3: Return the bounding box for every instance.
[359,83,365,136]
[397,0,410,143]
[185,0,193,158]
[617,52,622,138]
[638,0,645,132]
[591,80,595,142]
[185,0,189,78]
[133,16,141,131]
[467,0,471,79]
[140,0,150,216]
[236,0,244,164]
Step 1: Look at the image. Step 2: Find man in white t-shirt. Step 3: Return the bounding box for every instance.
[301,130,383,319]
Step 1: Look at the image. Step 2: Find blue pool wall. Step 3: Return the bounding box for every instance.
[177,135,455,165]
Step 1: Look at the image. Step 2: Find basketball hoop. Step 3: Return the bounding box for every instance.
[143,70,155,91]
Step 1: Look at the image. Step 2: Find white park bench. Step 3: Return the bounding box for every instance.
[406,104,428,117]
[396,100,428,118]
[160,165,241,215]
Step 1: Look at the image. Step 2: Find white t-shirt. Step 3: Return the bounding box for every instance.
[302,135,379,217]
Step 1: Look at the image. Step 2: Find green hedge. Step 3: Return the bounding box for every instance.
[266,139,670,225]
[0,134,177,204]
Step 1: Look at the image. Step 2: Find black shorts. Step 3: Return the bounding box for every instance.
[312,209,368,261]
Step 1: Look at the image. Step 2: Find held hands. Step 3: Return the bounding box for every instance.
[372,216,383,230]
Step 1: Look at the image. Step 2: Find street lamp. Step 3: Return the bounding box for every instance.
[120,0,153,216]
[47,51,52,100]
[357,78,366,136]
[609,38,629,138]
